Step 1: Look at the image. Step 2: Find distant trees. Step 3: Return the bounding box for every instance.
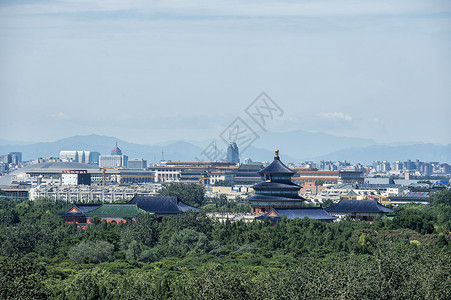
[159,183,206,207]
[430,189,451,206]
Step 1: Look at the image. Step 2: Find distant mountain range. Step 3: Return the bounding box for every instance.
[0,132,449,164]
[311,143,451,164]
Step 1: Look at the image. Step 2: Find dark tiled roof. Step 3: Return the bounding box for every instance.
[252,181,300,189]
[58,204,100,217]
[128,196,200,214]
[178,201,200,212]
[256,208,336,221]
[76,204,102,213]
[248,194,305,202]
[325,200,394,213]
[258,156,296,175]
[277,208,337,220]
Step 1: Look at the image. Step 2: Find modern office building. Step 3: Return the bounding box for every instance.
[60,151,100,164]
[0,152,22,165]
[99,144,128,168]
[9,152,22,164]
[292,168,365,185]
[227,142,240,163]
[148,161,238,184]
[127,158,147,169]
[61,170,92,186]
[99,155,128,168]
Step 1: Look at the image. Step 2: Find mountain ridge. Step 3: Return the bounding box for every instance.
[0,133,449,164]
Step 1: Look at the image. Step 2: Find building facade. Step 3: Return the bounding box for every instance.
[61,170,91,186]
[99,155,128,168]
[127,158,147,169]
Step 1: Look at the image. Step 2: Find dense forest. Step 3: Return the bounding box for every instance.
[0,188,450,299]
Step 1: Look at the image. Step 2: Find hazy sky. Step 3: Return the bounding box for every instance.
[1,0,450,145]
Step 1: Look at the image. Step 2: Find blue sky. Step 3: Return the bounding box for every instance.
[1,0,450,145]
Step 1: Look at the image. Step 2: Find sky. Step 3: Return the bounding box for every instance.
[1,0,450,146]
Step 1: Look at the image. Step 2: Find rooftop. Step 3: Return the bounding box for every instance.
[258,150,296,175]
[325,200,394,214]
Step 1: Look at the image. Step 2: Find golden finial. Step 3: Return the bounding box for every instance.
[275,149,279,157]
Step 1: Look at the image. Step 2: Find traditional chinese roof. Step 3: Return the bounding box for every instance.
[127,196,200,214]
[325,200,394,214]
[252,181,300,190]
[248,194,305,202]
[258,150,296,175]
[85,204,145,217]
[256,207,336,221]
[58,204,101,217]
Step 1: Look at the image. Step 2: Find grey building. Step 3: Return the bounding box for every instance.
[127,159,147,169]
[9,152,22,164]
[227,142,240,163]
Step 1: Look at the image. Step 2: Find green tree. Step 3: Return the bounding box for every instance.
[168,229,212,257]
[159,183,205,207]
[430,189,451,206]
[0,256,49,299]
[68,240,114,263]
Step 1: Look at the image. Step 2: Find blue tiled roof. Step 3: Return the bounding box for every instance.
[58,204,101,217]
[256,208,336,221]
[252,181,300,189]
[76,204,102,213]
[258,156,296,175]
[128,196,200,214]
[248,194,305,202]
[325,200,394,213]
[277,208,337,220]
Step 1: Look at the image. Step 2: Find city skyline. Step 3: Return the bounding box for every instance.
[1,1,450,145]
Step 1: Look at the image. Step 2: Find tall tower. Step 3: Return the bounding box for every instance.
[248,150,305,213]
[227,142,240,163]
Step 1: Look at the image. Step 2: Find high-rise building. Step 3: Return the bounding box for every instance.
[420,163,433,176]
[60,151,79,162]
[127,159,147,169]
[60,150,101,164]
[90,152,101,165]
[99,155,128,168]
[99,144,128,168]
[0,154,11,164]
[403,160,416,170]
[0,152,23,165]
[9,152,22,164]
[227,142,239,163]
